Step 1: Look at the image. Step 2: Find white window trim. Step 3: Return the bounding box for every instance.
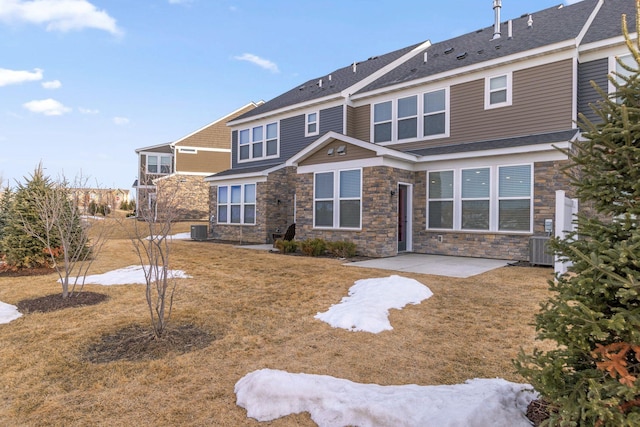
[237,122,279,163]
[145,153,172,175]
[426,163,533,233]
[217,183,256,225]
[305,112,319,137]
[371,87,450,145]
[313,168,362,231]
[484,72,513,110]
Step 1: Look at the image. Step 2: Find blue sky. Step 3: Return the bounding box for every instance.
[0,0,582,191]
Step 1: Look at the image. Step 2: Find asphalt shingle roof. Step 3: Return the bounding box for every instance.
[232,42,426,121]
[407,129,578,157]
[582,0,637,44]
[358,0,599,94]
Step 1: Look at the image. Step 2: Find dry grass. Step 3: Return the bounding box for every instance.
[0,218,554,426]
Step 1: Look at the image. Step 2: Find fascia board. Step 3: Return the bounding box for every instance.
[135,143,172,153]
[171,101,263,147]
[227,95,344,127]
[351,39,576,101]
[286,131,418,166]
[204,164,286,183]
[340,40,432,99]
[575,0,604,46]
[415,141,571,165]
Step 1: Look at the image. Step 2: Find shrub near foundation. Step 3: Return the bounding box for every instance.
[327,240,357,258]
[275,239,298,254]
[299,238,327,256]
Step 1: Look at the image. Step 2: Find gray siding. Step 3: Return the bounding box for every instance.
[231,105,343,169]
[578,58,608,125]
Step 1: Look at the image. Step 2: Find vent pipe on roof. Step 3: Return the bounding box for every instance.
[527,14,533,28]
[508,19,513,39]
[492,0,502,40]
[318,79,322,88]
[352,62,357,73]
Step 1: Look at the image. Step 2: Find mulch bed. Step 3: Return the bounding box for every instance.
[84,323,217,363]
[16,292,109,314]
[0,265,56,277]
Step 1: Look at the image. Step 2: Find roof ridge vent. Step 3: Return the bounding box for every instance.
[492,0,502,40]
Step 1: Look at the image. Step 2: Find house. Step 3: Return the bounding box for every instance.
[205,0,636,260]
[69,188,131,213]
[133,102,262,220]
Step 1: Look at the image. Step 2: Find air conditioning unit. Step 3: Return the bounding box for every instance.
[190,225,208,241]
[529,236,554,266]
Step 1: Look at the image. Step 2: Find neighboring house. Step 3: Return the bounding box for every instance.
[133,102,262,220]
[206,0,636,260]
[70,188,131,213]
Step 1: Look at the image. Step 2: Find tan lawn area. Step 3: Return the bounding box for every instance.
[0,219,553,426]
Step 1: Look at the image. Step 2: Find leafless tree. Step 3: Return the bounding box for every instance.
[126,178,184,338]
[19,172,109,298]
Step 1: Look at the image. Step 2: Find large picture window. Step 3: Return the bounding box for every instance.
[217,183,256,225]
[427,164,532,232]
[238,122,278,162]
[314,169,361,229]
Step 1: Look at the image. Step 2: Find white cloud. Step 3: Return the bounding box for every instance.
[168,0,193,4]
[0,0,123,36]
[23,98,71,115]
[78,107,98,114]
[234,53,279,73]
[0,67,43,86]
[113,116,129,125]
[41,79,61,89]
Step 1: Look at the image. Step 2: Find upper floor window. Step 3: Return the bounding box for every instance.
[306,112,319,137]
[238,122,278,162]
[423,89,447,137]
[373,101,392,143]
[485,73,512,109]
[146,154,171,174]
[612,54,636,102]
[373,88,449,144]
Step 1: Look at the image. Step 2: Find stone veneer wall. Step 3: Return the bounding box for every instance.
[208,167,297,244]
[297,166,413,258]
[412,160,573,261]
[155,174,209,220]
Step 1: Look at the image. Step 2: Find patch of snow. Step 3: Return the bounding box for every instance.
[315,275,433,333]
[60,265,191,286]
[235,369,537,427]
[0,301,22,324]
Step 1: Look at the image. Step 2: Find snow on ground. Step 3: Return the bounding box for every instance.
[60,265,191,286]
[315,275,433,333]
[0,301,22,324]
[235,369,537,427]
[145,232,192,241]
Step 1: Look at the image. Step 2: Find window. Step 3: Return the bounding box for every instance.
[461,168,490,230]
[423,89,447,137]
[306,112,319,137]
[426,164,532,233]
[146,154,171,174]
[373,88,448,143]
[485,73,512,109]
[614,54,636,102]
[373,101,392,143]
[427,171,454,229]
[498,165,531,231]
[397,95,417,140]
[217,184,256,224]
[314,169,361,229]
[238,123,278,161]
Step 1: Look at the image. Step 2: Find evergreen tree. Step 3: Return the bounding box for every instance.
[516,10,640,426]
[0,185,13,254]
[0,166,61,269]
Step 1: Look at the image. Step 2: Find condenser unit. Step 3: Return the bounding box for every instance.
[190,225,208,241]
[529,236,553,266]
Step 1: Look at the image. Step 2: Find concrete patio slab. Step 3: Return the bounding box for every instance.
[344,254,512,278]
